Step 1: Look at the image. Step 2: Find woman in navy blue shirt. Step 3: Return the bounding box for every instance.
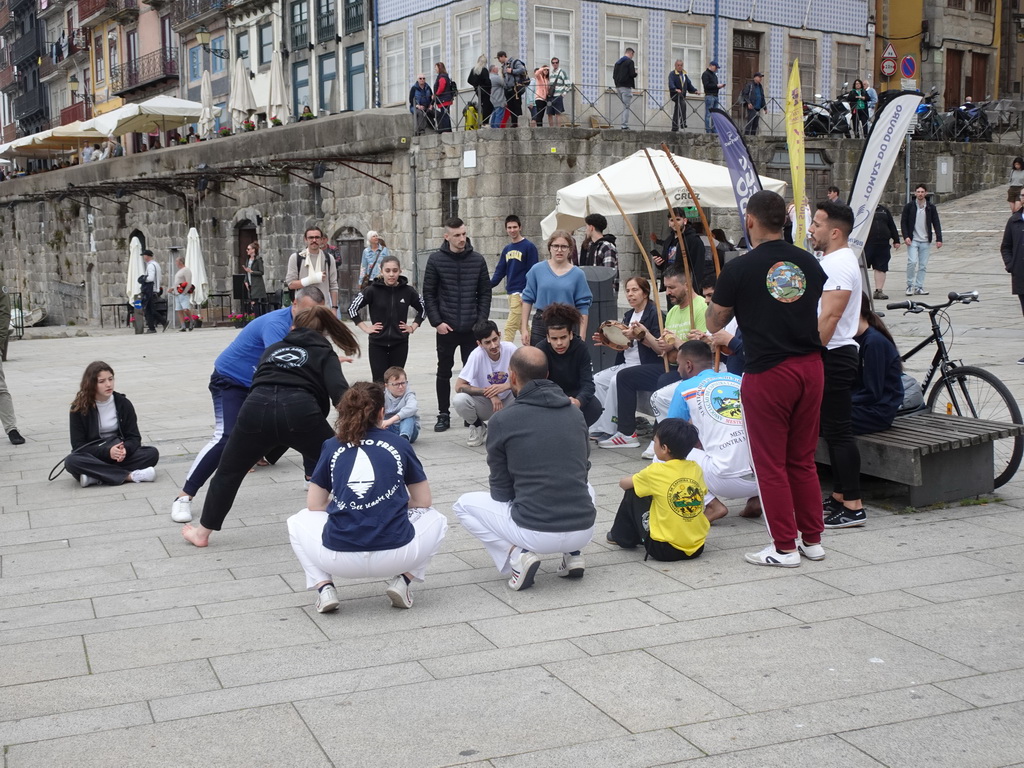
[287,382,448,613]
[852,294,903,434]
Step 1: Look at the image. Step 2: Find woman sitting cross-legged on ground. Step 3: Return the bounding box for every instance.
[182,306,359,547]
[286,382,448,612]
[66,361,160,487]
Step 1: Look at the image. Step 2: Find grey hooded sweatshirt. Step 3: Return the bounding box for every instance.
[486,378,596,533]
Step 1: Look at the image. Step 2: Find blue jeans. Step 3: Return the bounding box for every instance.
[617,87,633,128]
[906,240,931,290]
[705,96,718,133]
[387,417,420,443]
[490,106,506,128]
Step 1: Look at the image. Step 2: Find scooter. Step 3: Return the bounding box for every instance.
[803,87,853,138]
[912,87,944,140]
[948,97,992,142]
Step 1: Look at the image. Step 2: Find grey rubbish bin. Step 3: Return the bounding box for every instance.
[579,265,618,373]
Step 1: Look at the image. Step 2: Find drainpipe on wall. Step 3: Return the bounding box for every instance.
[714,0,720,63]
[370,0,379,107]
[410,151,419,285]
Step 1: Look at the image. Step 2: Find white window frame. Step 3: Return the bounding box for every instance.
[383,32,405,105]
[669,23,704,85]
[835,42,859,93]
[534,6,572,76]
[454,9,480,85]
[789,36,817,101]
[417,22,441,82]
[604,16,640,89]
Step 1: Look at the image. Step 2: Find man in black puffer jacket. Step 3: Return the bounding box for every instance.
[423,217,492,432]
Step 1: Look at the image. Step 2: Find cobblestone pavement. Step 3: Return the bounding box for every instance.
[1,185,1023,767]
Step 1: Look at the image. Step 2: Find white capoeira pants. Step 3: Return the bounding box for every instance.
[650,380,678,421]
[287,507,448,589]
[453,487,596,575]
[689,447,759,503]
[590,363,632,435]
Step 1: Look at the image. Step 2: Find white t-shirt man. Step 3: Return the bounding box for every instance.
[818,246,862,350]
[457,341,517,401]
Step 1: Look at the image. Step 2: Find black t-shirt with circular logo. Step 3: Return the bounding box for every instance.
[711,239,826,374]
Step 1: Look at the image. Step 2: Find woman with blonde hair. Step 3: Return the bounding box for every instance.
[182,306,359,548]
[358,231,390,287]
[467,54,493,124]
[286,382,448,612]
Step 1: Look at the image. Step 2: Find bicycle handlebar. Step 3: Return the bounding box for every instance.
[886,291,979,313]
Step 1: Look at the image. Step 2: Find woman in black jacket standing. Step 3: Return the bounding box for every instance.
[466,55,493,124]
[182,306,359,547]
[66,361,159,487]
[348,254,425,381]
[535,303,600,426]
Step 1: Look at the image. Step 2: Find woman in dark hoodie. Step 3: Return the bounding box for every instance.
[182,306,359,547]
[535,303,600,426]
[348,254,425,381]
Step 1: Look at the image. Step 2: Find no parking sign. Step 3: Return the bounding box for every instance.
[900,56,917,79]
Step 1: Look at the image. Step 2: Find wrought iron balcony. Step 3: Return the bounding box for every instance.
[343,0,362,35]
[291,19,308,50]
[60,98,89,125]
[13,88,44,120]
[170,0,227,30]
[37,0,65,18]
[111,0,137,21]
[315,11,335,43]
[110,47,178,95]
[11,29,40,66]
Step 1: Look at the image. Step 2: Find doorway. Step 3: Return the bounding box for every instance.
[235,221,257,272]
[968,52,988,102]
[945,49,964,109]
[332,227,364,308]
[731,31,761,123]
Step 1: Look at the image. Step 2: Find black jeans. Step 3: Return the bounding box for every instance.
[821,345,861,501]
[368,341,410,382]
[610,488,704,561]
[141,283,157,331]
[65,445,160,485]
[615,364,679,437]
[671,94,687,130]
[435,329,476,413]
[200,385,333,531]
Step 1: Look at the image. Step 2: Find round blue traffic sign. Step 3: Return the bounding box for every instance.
[900,56,916,79]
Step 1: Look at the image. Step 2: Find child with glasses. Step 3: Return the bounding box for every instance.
[383,367,420,443]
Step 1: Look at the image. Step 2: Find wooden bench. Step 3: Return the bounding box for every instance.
[815,412,1024,506]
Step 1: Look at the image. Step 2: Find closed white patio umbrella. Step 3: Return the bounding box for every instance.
[125,236,144,302]
[185,227,210,309]
[199,70,216,139]
[229,57,257,128]
[267,51,290,124]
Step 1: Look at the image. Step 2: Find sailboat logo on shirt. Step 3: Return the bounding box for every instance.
[346,448,375,498]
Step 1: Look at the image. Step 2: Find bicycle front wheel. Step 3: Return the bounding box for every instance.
[927,365,1024,488]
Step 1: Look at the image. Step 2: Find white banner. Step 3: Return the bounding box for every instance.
[847,92,923,256]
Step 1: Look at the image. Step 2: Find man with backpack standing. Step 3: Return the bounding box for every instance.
[613,48,637,130]
[497,51,528,127]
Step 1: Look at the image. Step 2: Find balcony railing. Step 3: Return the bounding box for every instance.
[343,0,362,35]
[170,0,225,27]
[77,0,109,22]
[13,88,43,120]
[110,0,137,20]
[59,98,88,125]
[11,29,40,66]
[315,11,335,44]
[37,0,65,17]
[291,19,308,50]
[38,51,57,80]
[110,47,178,95]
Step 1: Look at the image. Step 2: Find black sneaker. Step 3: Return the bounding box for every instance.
[824,506,867,529]
[7,428,25,445]
[822,496,845,515]
[434,413,450,432]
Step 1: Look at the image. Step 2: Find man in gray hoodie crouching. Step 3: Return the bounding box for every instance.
[453,346,596,591]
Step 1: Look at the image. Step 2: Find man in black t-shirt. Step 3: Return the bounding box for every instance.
[707,190,827,568]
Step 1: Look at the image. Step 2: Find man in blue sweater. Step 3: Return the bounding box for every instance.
[170,286,325,523]
[491,215,539,342]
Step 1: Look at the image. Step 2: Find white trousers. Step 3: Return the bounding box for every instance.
[287,507,448,589]
[650,380,678,421]
[453,489,596,575]
[689,447,759,503]
[590,363,628,435]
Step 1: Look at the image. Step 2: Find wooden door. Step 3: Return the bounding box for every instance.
[334,236,363,309]
[236,222,257,272]
[731,32,761,122]
[945,49,963,109]
[971,53,988,101]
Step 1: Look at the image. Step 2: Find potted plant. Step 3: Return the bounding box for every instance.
[242,119,256,132]
[270,116,283,127]
[189,314,203,329]
[218,126,233,138]
[228,312,255,328]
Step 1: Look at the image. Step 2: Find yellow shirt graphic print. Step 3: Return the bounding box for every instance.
[632,459,709,555]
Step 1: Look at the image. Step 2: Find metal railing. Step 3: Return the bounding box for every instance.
[59,98,88,125]
[110,47,178,95]
[76,0,108,22]
[11,29,40,66]
[13,88,44,120]
[343,0,362,34]
[170,0,226,26]
[315,11,335,44]
[291,19,309,50]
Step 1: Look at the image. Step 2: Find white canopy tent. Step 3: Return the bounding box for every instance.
[540,149,788,238]
[81,96,221,137]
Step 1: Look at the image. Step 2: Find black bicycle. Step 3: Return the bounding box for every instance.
[888,290,1023,487]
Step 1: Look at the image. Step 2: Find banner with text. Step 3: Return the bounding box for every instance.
[784,60,808,249]
[710,108,764,241]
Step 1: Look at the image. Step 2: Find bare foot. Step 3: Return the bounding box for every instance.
[256,458,270,467]
[181,524,211,547]
[740,496,763,518]
[705,497,729,523]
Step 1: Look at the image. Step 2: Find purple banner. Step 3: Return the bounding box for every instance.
[710,108,764,241]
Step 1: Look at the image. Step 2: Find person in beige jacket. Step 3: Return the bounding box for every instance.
[285,226,339,308]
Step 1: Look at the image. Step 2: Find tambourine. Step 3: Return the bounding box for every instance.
[598,320,631,351]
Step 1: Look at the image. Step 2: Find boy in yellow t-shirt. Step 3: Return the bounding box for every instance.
[606,419,710,561]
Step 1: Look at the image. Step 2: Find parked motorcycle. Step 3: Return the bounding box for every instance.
[803,87,853,138]
[947,97,993,142]
[912,87,944,140]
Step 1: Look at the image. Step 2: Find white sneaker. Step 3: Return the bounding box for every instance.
[641,441,656,460]
[508,549,541,591]
[798,541,826,561]
[744,543,800,568]
[467,423,487,447]
[598,432,640,449]
[79,474,100,488]
[170,496,193,523]
[385,576,414,608]
[556,552,585,578]
[315,583,340,613]
[905,286,914,296]
[130,467,156,483]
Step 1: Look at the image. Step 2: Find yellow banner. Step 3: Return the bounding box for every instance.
[785,60,807,248]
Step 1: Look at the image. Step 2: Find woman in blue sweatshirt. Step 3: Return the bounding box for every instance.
[521,230,592,345]
[851,294,903,435]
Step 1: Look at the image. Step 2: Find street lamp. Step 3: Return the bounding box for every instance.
[67,74,92,104]
[195,26,229,60]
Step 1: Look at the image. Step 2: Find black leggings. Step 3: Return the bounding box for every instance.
[200,385,334,531]
[368,341,410,382]
[821,345,861,501]
[65,445,160,485]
